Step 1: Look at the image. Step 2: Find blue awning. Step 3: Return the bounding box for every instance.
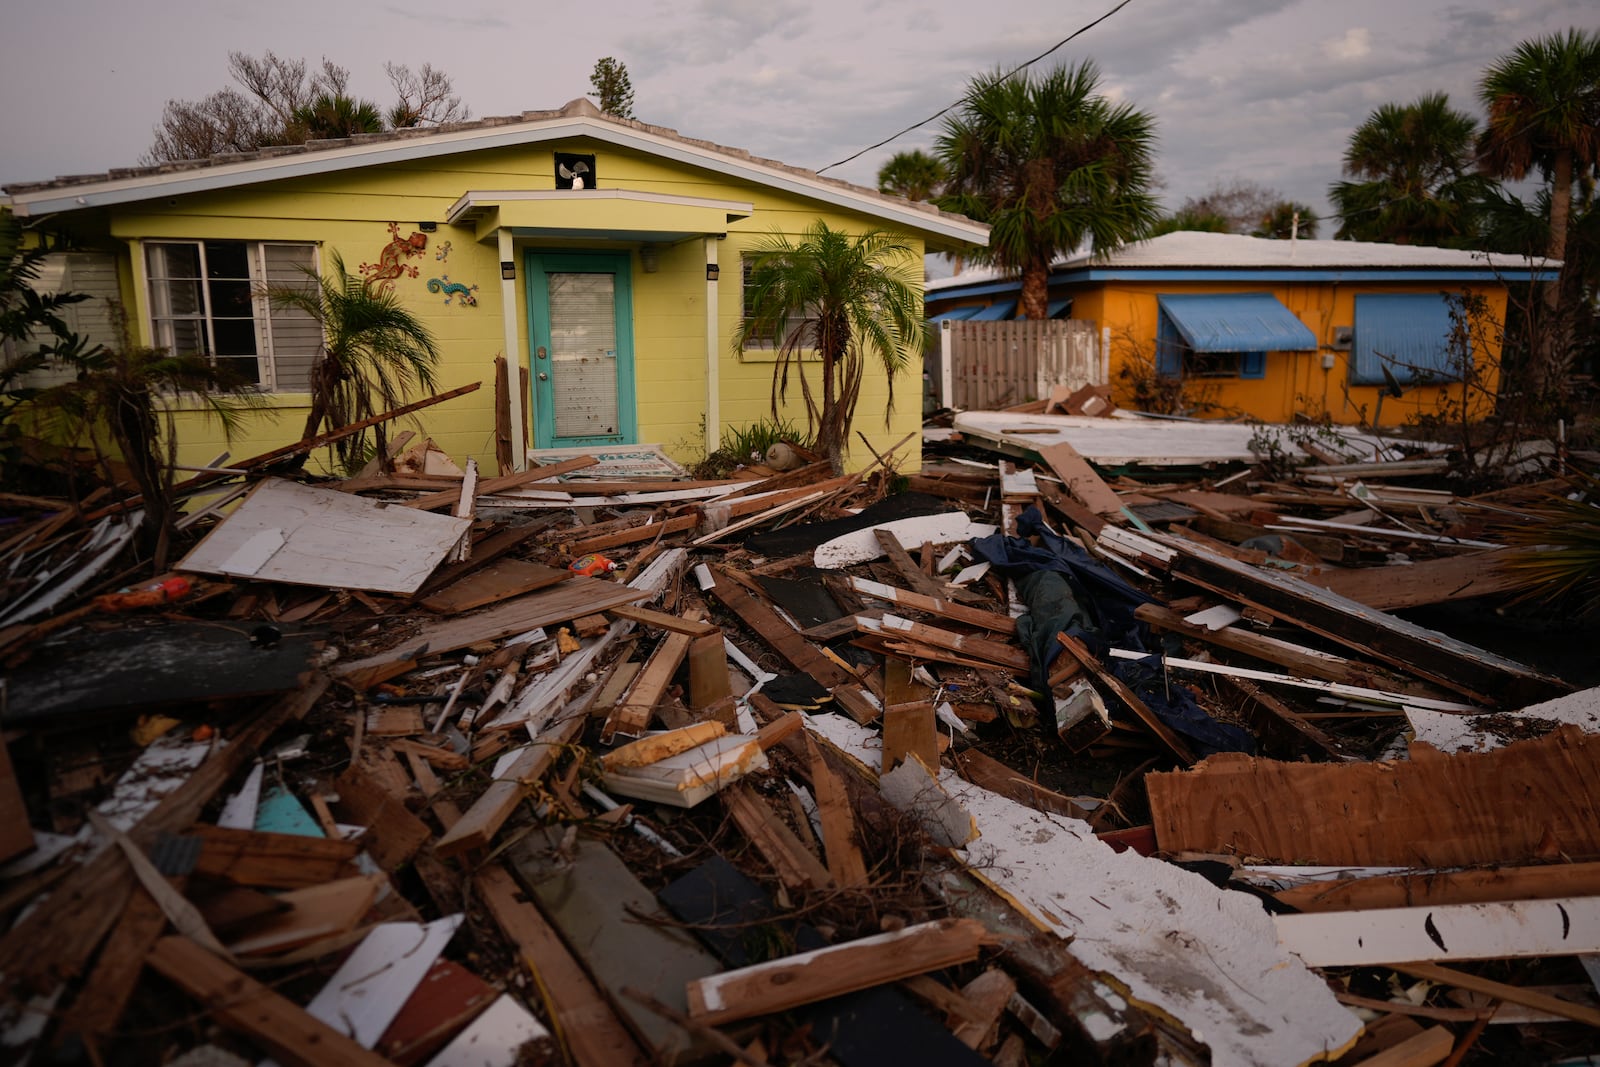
[1351,293,1461,385]
[1048,298,1072,318]
[929,305,981,323]
[1157,293,1316,352]
[968,300,1018,321]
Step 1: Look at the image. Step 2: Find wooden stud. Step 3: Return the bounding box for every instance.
[881,701,939,773]
[805,735,869,887]
[722,783,833,892]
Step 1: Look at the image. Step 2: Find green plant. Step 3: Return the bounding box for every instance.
[1492,470,1600,614]
[266,252,441,470]
[736,222,925,474]
[691,417,811,479]
[1110,325,1218,416]
[935,62,1161,320]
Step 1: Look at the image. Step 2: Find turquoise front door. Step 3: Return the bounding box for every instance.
[525,251,636,448]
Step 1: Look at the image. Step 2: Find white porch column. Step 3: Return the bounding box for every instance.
[940,318,955,410]
[704,236,720,457]
[498,229,526,471]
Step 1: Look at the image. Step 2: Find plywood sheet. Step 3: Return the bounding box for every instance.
[179,478,471,594]
[1147,725,1600,867]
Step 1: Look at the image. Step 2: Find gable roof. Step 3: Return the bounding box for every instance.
[927,230,1555,295]
[4,98,988,247]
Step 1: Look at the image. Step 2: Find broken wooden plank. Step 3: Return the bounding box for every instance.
[57,886,169,1045]
[806,734,869,887]
[1146,725,1600,867]
[1057,634,1197,765]
[419,559,570,615]
[226,874,385,956]
[880,701,939,773]
[1157,532,1569,707]
[722,782,833,892]
[1034,442,1123,517]
[848,576,1017,634]
[1304,550,1521,611]
[1273,860,1600,913]
[434,714,586,859]
[1391,961,1600,1030]
[602,630,693,743]
[860,614,1031,672]
[568,513,700,556]
[684,918,995,1026]
[1222,678,1345,761]
[951,749,1094,821]
[606,603,719,636]
[333,762,431,871]
[705,566,850,687]
[190,825,361,888]
[404,454,599,511]
[178,478,472,595]
[686,632,732,712]
[475,864,648,1067]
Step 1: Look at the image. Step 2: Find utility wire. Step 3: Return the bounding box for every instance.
[816,0,1137,175]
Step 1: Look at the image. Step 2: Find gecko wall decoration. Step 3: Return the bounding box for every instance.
[427,276,479,307]
[435,240,452,262]
[359,222,428,293]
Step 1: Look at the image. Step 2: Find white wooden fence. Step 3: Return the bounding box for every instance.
[933,319,1107,411]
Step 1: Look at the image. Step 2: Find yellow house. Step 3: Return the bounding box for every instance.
[925,231,1557,427]
[3,98,986,472]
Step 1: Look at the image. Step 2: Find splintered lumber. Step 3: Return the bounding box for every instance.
[0,675,330,996]
[880,702,939,772]
[434,713,586,858]
[1146,725,1600,867]
[1222,678,1345,761]
[1034,442,1123,517]
[1273,860,1600,913]
[1304,550,1521,611]
[474,865,649,1067]
[1354,1027,1454,1067]
[706,566,850,687]
[507,826,722,1062]
[685,918,995,1026]
[57,887,168,1044]
[336,577,648,680]
[806,735,869,887]
[147,935,394,1067]
[190,825,361,888]
[567,513,699,555]
[873,529,953,599]
[1392,961,1600,1030]
[848,577,1017,635]
[722,783,832,892]
[1156,532,1569,707]
[951,749,1094,821]
[860,614,1031,673]
[419,559,570,614]
[334,762,431,871]
[1274,896,1600,966]
[226,874,385,956]
[1057,634,1196,765]
[603,630,693,742]
[404,454,599,511]
[606,604,719,636]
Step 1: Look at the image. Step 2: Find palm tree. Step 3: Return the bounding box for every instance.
[935,63,1160,319]
[877,150,946,202]
[1329,93,1494,246]
[1479,29,1600,394]
[267,253,441,470]
[288,93,386,141]
[735,222,925,474]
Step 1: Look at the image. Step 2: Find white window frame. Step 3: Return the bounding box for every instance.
[143,239,320,393]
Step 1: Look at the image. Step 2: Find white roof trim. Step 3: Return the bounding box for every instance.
[9,115,989,245]
[445,188,755,226]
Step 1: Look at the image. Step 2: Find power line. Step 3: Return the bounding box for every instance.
[815,0,1137,176]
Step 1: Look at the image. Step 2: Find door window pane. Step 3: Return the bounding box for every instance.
[547,272,618,439]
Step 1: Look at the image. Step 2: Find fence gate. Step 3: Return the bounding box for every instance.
[933,318,1106,411]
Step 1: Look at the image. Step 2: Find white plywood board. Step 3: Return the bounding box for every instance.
[1407,685,1600,755]
[298,916,462,1047]
[179,478,471,594]
[424,994,549,1067]
[1276,897,1600,967]
[804,712,1363,1067]
[813,513,997,570]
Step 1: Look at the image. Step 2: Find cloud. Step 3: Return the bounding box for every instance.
[1324,27,1371,60]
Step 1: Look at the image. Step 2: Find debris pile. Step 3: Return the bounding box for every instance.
[1,400,1598,1066]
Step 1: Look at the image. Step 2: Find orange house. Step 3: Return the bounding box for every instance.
[925,232,1558,426]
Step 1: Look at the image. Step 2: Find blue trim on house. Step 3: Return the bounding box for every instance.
[967,300,1017,321]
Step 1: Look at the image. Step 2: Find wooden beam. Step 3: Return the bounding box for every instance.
[848,577,1017,635]
[722,783,832,892]
[1273,860,1600,913]
[1355,1026,1454,1067]
[873,529,954,599]
[1304,550,1521,611]
[806,734,868,887]
[404,454,599,511]
[705,567,850,688]
[1034,442,1122,516]
[1274,895,1600,966]
[1057,634,1196,765]
[881,701,939,772]
[473,865,651,1067]
[685,918,995,1026]
[567,512,699,556]
[607,604,719,636]
[147,935,394,1067]
[602,631,692,742]
[434,713,585,858]
[860,614,1031,672]
[190,825,361,888]
[1392,962,1600,1030]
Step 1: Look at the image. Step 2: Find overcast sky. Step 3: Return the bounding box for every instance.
[2,0,1593,227]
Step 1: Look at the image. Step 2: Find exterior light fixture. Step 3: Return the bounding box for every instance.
[705,264,720,282]
[501,261,516,280]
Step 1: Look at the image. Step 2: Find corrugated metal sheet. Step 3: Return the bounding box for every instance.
[968,300,1017,321]
[1157,293,1316,352]
[1352,293,1461,386]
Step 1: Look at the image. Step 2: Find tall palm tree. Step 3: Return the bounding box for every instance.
[1479,29,1600,394]
[1329,93,1494,246]
[267,253,440,469]
[735,222,925,474]
[935,63,1160,319]
[877,150,947,202]
[288,93,386,141]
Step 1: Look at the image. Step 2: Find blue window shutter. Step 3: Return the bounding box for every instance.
[1240,351,1266,379]
[1352,293,1462,386]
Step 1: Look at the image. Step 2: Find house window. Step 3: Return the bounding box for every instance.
[1350,293,1465,386]
[1155,310,1265,379]
[144,240,320,392]
[740,255,818,351]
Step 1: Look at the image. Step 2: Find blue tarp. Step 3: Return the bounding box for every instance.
[971,506,1255,756]
[1157,292,1317,352]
